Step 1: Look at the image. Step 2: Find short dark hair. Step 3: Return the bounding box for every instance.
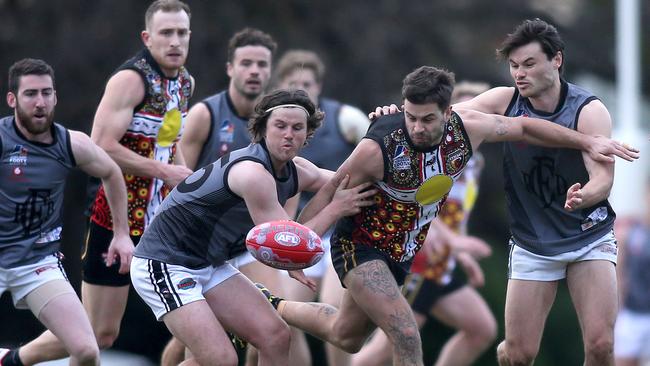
[248,89,324,144]
[8,58,55,94]
[402,66,455,109]
[145,0,191,30]
[275,50,326,85]
[497,18,565,73]
[227,28,277,63]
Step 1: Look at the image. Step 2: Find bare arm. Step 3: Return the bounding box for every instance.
[70,130,134,273]
[452,86,514,115]
[179,102,211,170]
[90,70,192,185]
[458,108,639,163]
[297,138,383,224]
[564,101,616,211]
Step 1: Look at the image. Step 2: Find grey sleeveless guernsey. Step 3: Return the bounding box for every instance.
[194,91,252,170]
[134,142,298,268]
[503,80,615,255]
[621,224,650,312]
[0,116,76,268]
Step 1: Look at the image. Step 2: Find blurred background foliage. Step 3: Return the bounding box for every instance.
[0,0,647,365]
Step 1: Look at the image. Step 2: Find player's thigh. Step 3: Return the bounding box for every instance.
[81,282,130,327]
[503,279,557,347]
[431,286,496,335]
[163,299,236,363]
[35,286,96,349]
[204,273,288,346]
[343,260,416,339]
[566,259,617,336]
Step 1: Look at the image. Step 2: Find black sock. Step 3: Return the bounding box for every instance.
[1,348,24,366]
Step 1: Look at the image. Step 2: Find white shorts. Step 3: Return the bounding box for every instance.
[130,257,239,321]
[0,254,69,309]
[228,251,258,269]
[614,309,650,358]
[508,230,617,281]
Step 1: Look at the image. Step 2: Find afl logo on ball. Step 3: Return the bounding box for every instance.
[274,232,301,247]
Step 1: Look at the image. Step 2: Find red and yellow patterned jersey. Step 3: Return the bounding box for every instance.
[91,49,192,236]
[409,158,481,282]
[334,111,472,263]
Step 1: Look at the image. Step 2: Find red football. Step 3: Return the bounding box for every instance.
[245,220,324,270]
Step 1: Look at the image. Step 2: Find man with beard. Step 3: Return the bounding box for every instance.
[7,1,195,365]
[259,66,638,366]
[0,59,132,366]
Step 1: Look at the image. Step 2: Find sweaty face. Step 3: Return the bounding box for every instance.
[508,42,560,98]
[8,75,57,137]
[403,99,449,149]
[142,10,191,77]
[264,107,308,165]
[228,45,272,100]
[277,68,321,105]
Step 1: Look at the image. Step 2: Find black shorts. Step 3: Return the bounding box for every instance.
[402,269,466,316]
[331,237,411,288]
[82,221,140,286]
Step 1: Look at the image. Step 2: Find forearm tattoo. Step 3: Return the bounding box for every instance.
[307,302,337,318]
[495,116,509,136]
[353,260,400,300]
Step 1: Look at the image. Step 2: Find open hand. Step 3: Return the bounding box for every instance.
[288,269,317,292]
[564,182,583,211]
[587,135,639,163]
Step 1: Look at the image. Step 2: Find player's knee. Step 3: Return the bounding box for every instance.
[95,330,119,350]
[336,336,366,354]
[390,325,421,354]
[69,341,100,366]
[584,334,613,361]
[331,322,366,353]
[499,340,537,366]
[467,316,498,348]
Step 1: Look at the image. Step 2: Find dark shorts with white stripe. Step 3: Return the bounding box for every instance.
[330,236,412,288]
[82,221,140,286]
[402,269,466,316]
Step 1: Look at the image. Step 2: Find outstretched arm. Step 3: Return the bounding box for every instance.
[297,138,383,224]
[458,108,639,163]
[70,131,134,274]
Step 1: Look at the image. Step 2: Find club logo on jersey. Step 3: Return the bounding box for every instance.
[274,232,301,247]
[445,148,466,175]
[14,188,54,236]
[9,145,28,166]
[220,120,235,143]
[523,156,568,208]
[177,277,197,290]
[393,145,411,170]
